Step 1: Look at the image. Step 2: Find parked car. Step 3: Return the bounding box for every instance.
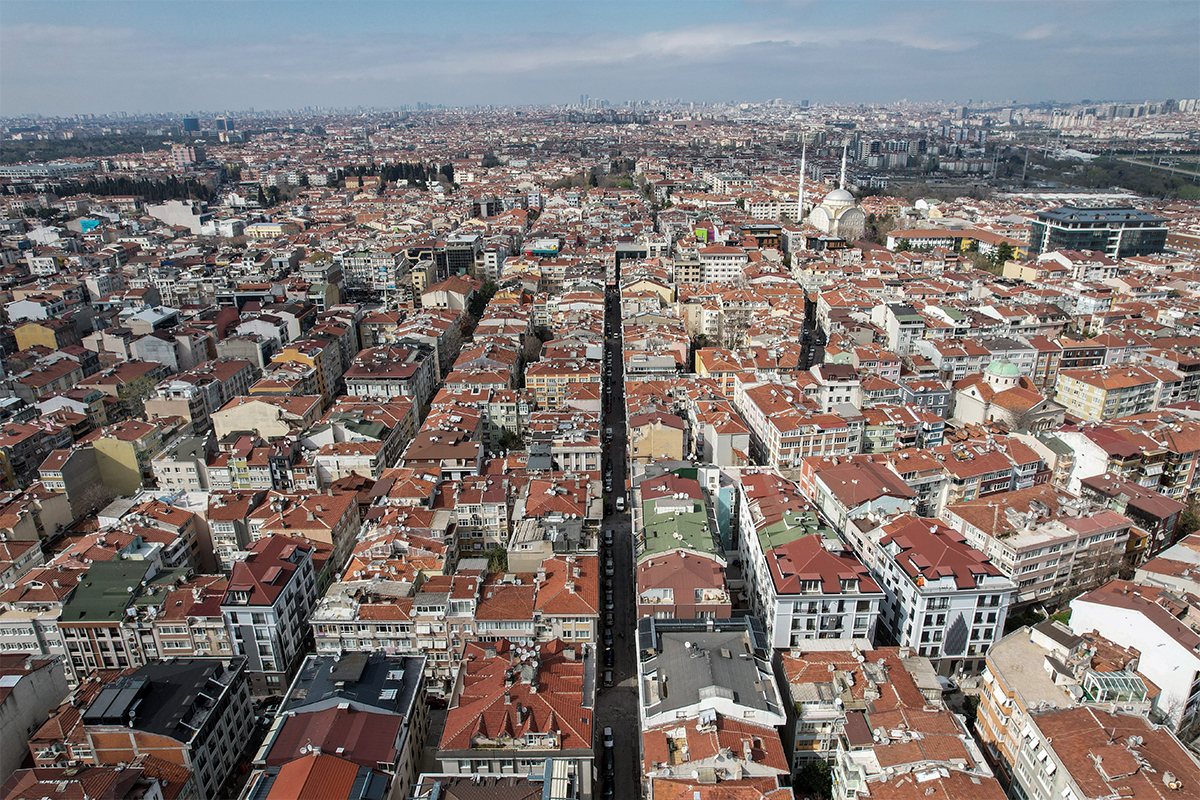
[604,529,613,547]
[603,727,614,749]
[604,647,614,667]
[605,557,615,576]
[604,628,614,647]
[616,496,625,512]
[603,668,614,688]
[937,676,958,693]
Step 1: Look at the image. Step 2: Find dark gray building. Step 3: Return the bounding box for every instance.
[1029,206,1168,258]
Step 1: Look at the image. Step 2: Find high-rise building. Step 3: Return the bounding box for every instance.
[182,117,200,132]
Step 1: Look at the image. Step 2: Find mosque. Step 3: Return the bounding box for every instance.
[802,144,867,243]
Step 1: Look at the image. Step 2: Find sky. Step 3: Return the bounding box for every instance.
[1,0,1198,116]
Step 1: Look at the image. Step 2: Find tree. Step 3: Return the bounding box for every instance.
[468,280,499,320]
[256,186,268,206]
[990,242,1016,266]
[1178,510,1200,543]
[496,429,524,451]
[485,545,508,573]
[962,695,981,733]
[794,761,832,799]
[895,238,911,252]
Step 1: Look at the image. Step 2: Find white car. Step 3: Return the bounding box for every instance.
[603,727,614,749]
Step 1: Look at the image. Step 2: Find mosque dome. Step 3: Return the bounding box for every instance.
[822,188,855,206]
[986,361,1020,377]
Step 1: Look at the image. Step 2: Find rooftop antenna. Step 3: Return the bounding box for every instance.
[840,143,848,190]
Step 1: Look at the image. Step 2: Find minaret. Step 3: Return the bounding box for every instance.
[797,136,806,222]
[839,143,848,190]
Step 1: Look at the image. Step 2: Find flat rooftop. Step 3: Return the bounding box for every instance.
[987,629,1073,711]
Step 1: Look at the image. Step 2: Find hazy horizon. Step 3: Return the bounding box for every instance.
[2,0,1198,117]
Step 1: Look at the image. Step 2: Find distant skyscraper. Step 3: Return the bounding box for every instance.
[182,117,200,132]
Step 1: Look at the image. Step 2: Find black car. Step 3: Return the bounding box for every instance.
[603,749,615,778]
[604,647,614,667]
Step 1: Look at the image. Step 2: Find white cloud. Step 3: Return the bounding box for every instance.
[1017,23,1057,40]
[5,22,134,46]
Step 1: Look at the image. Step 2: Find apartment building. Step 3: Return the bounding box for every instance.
[221,535,318,695]
[737,383,860,470]
[1008,707,1197,800]
[1054,365,1180,422]
[1070,580,1200,741]
[870,515,1016,676]
[943,486,1132,606]
[437,639,595,797]
[977,621,1153,786]
[30,657,252,800]
[250,652,427,800]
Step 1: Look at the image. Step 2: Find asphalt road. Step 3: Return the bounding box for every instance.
[594,287,641,800]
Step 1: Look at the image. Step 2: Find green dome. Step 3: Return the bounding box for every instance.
[986,360,1020,377]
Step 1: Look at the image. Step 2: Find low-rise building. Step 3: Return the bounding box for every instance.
[437,639,594,797]
[251,652,427,800]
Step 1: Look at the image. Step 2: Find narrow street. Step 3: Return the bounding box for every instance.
[594,284,641,799]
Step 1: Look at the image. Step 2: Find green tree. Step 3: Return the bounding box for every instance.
[735,197,746,210]
[468,280,499,320]
[895,238,911,252]
[496,429,524,451]
[485,545,508,573]
[1178,510,1200,543]
[990,242,1016,266]
[962,695,981,733]
[794,761,832,799]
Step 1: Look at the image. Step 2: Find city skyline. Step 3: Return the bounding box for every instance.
[2,0,1197,116]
